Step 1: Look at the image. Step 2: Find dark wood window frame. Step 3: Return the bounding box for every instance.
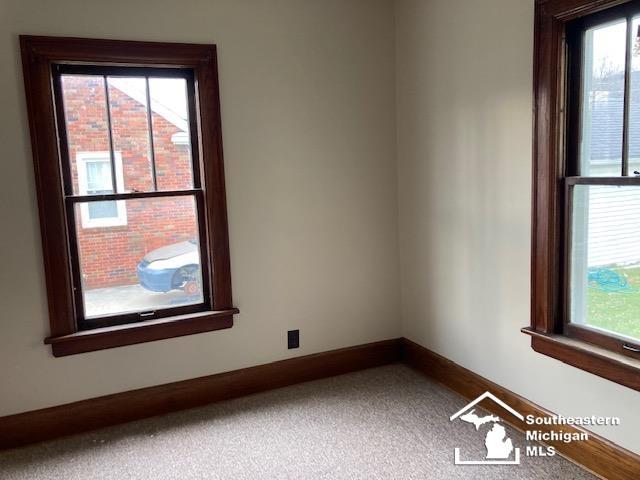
[524,0,640,391]
[20,36,238,357]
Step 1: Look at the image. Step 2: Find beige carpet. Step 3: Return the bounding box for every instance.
[0,364,596,480]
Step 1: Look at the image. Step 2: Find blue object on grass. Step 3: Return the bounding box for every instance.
[587,267,633,292]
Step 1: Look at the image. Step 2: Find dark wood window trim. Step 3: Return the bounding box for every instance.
[526,0,640,391]
[20,36,238,356]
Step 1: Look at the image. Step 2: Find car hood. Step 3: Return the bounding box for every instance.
[143,240,198,263]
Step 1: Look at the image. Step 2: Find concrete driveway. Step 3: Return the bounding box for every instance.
[84,284,202,318]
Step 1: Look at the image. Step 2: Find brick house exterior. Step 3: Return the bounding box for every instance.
[63,76,198,289]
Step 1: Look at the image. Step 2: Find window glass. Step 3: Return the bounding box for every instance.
[76,153,126,227]
[629,16,640,175]
[107,77,155,192]
[570,184,640,340]
[75,195,204,319]
[85,160,111,193]
[61,75,113,194]
[581,19,627,177]
[148,78,194,190]
[85,159,117,219]
[62,75,195,194]
[61,71,205,323]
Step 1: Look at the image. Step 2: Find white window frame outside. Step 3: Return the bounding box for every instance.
[76,151,127,228]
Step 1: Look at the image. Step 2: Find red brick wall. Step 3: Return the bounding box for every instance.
[62,76,198,289]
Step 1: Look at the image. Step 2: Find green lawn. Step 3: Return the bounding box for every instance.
[586,266,640,339]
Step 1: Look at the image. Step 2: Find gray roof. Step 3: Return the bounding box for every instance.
[588,71,640,162]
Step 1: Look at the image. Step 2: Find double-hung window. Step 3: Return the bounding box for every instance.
[528,0,640,391]
[21,36,237,356]
[76,152,126,228]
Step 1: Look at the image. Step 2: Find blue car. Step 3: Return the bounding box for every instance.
[137,239,200,294]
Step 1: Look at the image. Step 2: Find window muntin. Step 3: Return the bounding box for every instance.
[54,65,210,330]
[566,4,640,352]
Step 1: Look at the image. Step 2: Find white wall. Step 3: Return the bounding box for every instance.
[2,0,638,457]
[396,0,640,454]
[0,0,400,416]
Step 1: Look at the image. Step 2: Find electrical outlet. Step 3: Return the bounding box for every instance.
[287,330,299,349]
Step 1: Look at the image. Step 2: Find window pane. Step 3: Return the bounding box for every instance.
[88,201,118,219]
[629,17,640,175]
[85,160,112,191]
[74,195,204,318]
[61,75,114,194]
[581,19,627,177]
[149,78,194,190]
[87,202,118,220]
[570,185,640,340]
[62,75,196,195]
[107,77,154,192]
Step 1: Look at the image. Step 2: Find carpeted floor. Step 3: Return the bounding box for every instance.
[0,364,596,480]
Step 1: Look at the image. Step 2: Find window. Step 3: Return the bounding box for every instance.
[76,152,126,228]
[527,0,640,392]
[565,6,640,348]
[21,36,238,356]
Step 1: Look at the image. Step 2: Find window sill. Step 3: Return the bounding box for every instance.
[521,327,640,392]
[45,309,239,357]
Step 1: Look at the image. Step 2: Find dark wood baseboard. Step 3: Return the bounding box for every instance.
[401,338,640,480]
[2,336,639,479]
[0,338,402,450]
